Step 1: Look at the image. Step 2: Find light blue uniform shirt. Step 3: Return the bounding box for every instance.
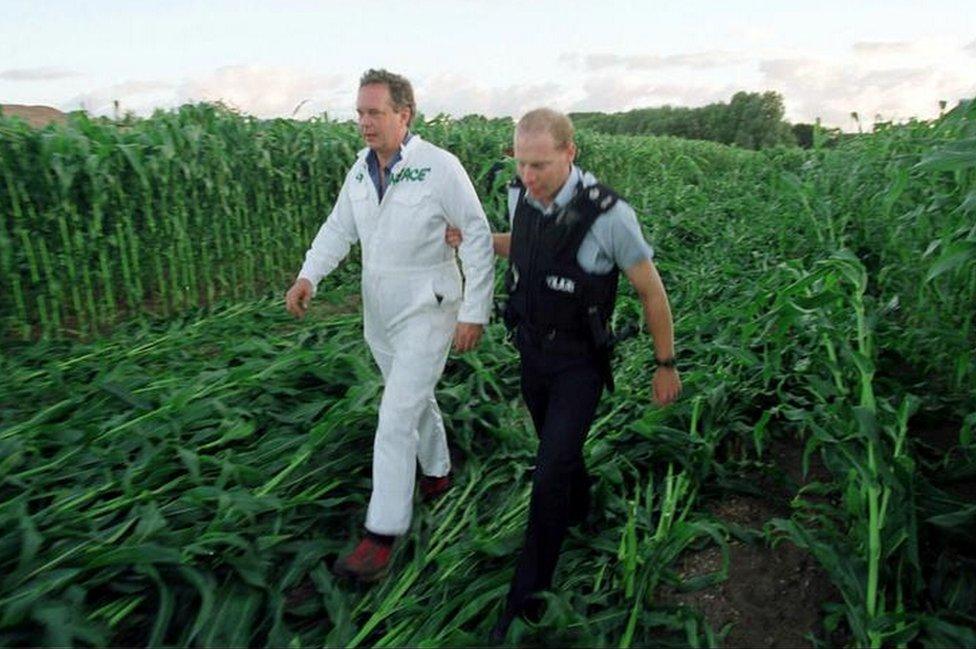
[508,165,654,274]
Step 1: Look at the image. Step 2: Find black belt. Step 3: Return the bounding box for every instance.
[516,323,595,355]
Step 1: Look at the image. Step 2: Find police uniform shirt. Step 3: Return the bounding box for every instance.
[507,165,654,274]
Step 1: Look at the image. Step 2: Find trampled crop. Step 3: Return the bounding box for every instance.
[1,101,974,646]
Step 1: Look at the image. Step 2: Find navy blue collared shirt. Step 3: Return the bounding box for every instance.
[366,132,413,202]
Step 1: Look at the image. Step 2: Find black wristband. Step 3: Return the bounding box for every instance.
[655,356,677,369]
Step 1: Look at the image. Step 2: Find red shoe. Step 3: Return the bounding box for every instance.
[333,538,392,582]
[419,473,451,501]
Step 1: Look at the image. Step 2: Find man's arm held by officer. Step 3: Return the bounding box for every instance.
[447,227,682,405]
[492,233,511,258]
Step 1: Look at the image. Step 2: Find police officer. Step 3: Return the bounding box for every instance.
[286,69,494,582]
[448,107,681,641]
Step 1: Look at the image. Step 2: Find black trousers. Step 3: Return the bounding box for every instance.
[505,328,605,614]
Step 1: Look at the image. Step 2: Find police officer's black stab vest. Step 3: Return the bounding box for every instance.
[504,178,621,356]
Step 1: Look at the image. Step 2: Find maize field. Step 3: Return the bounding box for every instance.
[1,101,974,647]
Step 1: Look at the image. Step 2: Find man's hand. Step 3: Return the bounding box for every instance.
[453,322,483,352]
[445,226,462,249]
[652,367,682,406]
[285,278,313,319]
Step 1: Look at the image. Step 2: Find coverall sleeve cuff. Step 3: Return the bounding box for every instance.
[298,274,320,298]
[457,305,490,325]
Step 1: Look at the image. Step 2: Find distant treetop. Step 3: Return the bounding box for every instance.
[570,91,800,149]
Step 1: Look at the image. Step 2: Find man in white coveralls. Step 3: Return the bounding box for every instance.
[285,69,494,581]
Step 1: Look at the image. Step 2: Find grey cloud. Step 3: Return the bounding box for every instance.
[759,58,814,78]
[558,53,582,67]
[571,76,735,113]
[760,58,840,85]
[654,51,747,68]
[966,39,976,54]
[1,67,81,81]
[761,59,932,90]
[575,51,747,71]
[584,54,624,69]
[420,75,563,118]
[859,67,935,88]
[853,41,913,54]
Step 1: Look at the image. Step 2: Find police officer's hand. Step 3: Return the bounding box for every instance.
[652,367,682,406]
[445,226,462,249]
[453,322,483,352]
[285,278,313,319]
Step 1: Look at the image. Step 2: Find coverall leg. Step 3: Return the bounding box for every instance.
[367,345,452,484]
[362,270,458,536]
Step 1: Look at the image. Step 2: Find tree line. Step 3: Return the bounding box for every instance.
[569,91,833,149]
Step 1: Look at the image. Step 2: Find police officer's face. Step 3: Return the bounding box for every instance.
[356,83,410,157]
[514,131,576,206]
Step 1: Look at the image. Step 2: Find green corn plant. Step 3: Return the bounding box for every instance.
[2,99,975,648]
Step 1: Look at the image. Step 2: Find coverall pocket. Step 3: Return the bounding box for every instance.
[348,180,370,202]
[429,275,462,308]
[389,186,430,206]
[348,181,374,219]
[387,187,436,250]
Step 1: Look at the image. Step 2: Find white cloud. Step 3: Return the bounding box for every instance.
[178,66,348,119]
[1,67,81,81]
[760,42,976,127]
[561,38,975,129]
[562,51,748,71]
[852,41,914,55]
[419,74,565,118]
[664,52,749,68]
[67,80,175,115]
[62,66,353,119]
[50,37,976,131]
[570,76,735,113]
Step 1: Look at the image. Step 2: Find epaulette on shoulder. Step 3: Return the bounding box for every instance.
[580,183,620,214]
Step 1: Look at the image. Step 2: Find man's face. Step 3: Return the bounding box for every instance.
[356,83,410,156]
[514,131,576,206]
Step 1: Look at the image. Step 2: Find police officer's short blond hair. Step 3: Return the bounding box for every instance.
[516,108,575,150]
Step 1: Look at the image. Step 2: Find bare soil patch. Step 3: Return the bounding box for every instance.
[661,436,841,647]
[0,104,68,127]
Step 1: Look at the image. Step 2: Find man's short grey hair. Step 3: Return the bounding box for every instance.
[516,108,575,150]
[360,69,416,126]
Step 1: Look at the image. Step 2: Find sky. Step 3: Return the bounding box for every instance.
[1,0,974,130]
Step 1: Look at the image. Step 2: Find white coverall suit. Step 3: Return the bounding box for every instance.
[298,135,494,535]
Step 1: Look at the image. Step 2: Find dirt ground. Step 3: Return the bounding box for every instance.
[0,104,67,127]
[912,417,976,500]
[660,437,841,648]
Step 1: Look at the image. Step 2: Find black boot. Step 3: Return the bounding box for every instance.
[488,608,516,644]
[522,596,545,623]
[488,596,546,643]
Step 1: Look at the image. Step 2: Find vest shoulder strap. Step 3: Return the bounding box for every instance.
[576,182,620,215]
[551,182,621,258]
[507,177,620,215]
